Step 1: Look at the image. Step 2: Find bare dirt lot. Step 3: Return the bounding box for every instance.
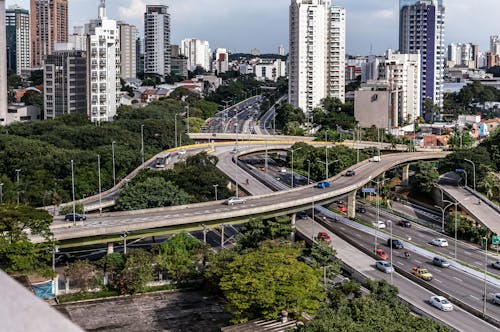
[57,290,232,332]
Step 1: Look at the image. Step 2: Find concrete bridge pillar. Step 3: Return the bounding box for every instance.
[107,242,114,254]
[402,164,410,186]
[291,213,296,242]
[347,190,357,219]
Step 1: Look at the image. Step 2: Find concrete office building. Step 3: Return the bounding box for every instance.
[0,0,8,126]
[399,0,445,112]
[44,48,87,119]
[118,22,137,79]
[278,44,285,56]
[181,38,211,72]
[490,35,500,55]
[254,59,287,82]
[144,5,170,77]
[288,0,346,114]
[85,0,120,122]
[30,0,68,68]
[355,50,420,129]
[69,26,87,51]
[6,5,30,76]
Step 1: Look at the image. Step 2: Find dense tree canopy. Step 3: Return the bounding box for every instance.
[218,244,325,323]
[412,161,440,194]
[0,204,53,276]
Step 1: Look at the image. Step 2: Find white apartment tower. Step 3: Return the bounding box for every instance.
[144,5,170,77]
[180,38,211,72]
[118,22,137,79]
[0,0,8,126]
[399,0,445,112]
[288,0,346,114]
[379,50,421,126]
[85,0,120,122]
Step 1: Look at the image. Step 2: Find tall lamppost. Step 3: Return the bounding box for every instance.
[70,161,75,224]
[121,232,128,254]
[112,141,116,187]
[464,159,476,191]
[213,184,219,201]
[482,236,488,317]
[443,198,469,259]
[174,114,178,148]
[455,168,468,188]
[0,183,3,204]
[371,178,390,251]
[234,123,239,152]
[186,105,190,134]
[98,154,102,216]
[435,201,455,232]
[291,147,302,188]
[306,159,311,185]
[318,159,339,181]
[15,169,21,205]
[389,219,394,284]
[140,124,145,166]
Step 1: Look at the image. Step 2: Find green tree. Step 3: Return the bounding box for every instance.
[219,245,325,323]
[447,128,475,150]
[29,69,44,86]
[275,103,306,130]
[157,232,204,283]
[117,177,190,210]
[237,216,293,250]
[7,74,22,89]
[0,205,53,276]
[64,260,96,291]
[412,161,439,194]
[119,249,154,294]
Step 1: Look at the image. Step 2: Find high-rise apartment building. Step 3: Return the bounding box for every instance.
[170,45,188,77]
[399,0,445,112]
[68,26,87,51]
[6,5,30,76]
[0,0,8,126]
[118,22,137,79]
[278,44,285,56]
[447,42,479,68]
[144,5,171,77]
[44,48,87,119]
[85,0,120,123]
[30,0,68,68]
[288,0,346,114]
[180,38,211,72]
[490,35,500,55]
[214,48,229,74]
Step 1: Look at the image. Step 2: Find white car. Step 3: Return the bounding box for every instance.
[375,260,394,274]
[430,238,449,247]
[225,197,246,205]
[372,221,386,229]
[177,149,187,156]
[430,296,454,311]
[493,293,500,305]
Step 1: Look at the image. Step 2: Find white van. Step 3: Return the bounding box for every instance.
[372,156,381,162]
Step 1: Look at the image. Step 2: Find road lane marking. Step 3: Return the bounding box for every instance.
[453,277,463,282]
[470,295,480,301]
[414,259,422,264]
[434,278,442,283]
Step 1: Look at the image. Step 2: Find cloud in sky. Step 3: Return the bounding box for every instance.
[6,0,500,55]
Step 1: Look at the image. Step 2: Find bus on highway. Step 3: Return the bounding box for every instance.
[155,153,171,168]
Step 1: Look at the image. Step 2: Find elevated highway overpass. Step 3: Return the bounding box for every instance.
[45,151,448,247]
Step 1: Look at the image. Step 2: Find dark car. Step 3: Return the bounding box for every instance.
[398,220,411,228]
[356,206,366,213]
[387,238,404,249]
[64,213,86,221]
[345,170,356,177]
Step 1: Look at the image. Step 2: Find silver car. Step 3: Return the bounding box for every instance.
[376,260,394,273]
[225,197,246,205]
[433,257,451,268]
[492,261,500,269]
[493,293,500,305]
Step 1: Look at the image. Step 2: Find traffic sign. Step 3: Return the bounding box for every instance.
[493,236,500,245]
[362,188,376,194]
[455,168,465,173]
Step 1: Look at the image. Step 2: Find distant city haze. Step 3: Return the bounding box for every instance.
[6,0,500,54]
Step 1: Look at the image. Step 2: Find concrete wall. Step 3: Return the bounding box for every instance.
[354,89,391,128]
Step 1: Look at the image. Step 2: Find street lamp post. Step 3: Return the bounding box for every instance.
[455,168,468,188]
[389,219,393,284]
[464,159,476,191]
[443,198,469,259]
[98,154,102,216]
[371,178,390,251]
[213,184,218,201]
[306,159,311,185]
[234,123,239,151]
[318,159,339,181]
[291,147,302,188]
[186,105,190,134]
[0,183,3,204]
[121,232,128,254]
[435,201,455,232]
[140,124,145,166]
[483,236,488,317]
[174,114,178,148]
[15,169,21,205]
[112,141,116,187]
[70,161,75,224]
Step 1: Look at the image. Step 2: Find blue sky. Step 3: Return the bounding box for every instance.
[7,0,500,55]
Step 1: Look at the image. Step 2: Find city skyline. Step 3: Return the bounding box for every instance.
[6,0,500,54]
